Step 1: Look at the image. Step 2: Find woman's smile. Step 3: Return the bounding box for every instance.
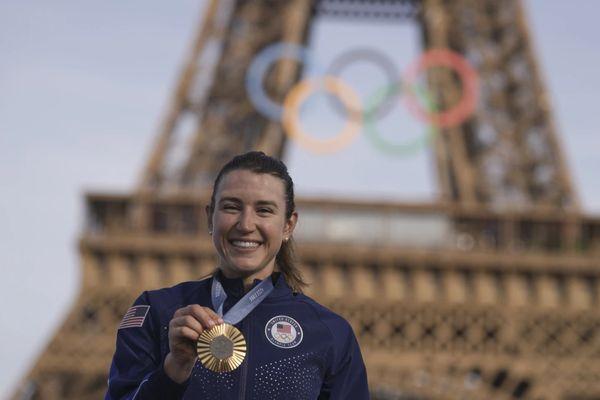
[229,239,262,249]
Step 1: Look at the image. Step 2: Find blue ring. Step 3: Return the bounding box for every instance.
[245,43,316,122]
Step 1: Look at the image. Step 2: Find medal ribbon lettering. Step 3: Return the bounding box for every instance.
[211,274,274,325]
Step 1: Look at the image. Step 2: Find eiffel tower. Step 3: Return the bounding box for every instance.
[12,0,600,399]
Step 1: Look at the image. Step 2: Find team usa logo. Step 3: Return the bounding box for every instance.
[265,315,303,349]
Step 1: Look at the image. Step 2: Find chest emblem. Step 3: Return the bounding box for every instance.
[265,315,303,348]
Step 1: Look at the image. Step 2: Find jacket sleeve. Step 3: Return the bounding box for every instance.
[319,320,370,400]
[105,292,190,400]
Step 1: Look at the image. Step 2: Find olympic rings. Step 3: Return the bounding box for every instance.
[403,48,479,128]
[282,77,362,154]
[363,82,437,156]
[244,42,480,155]
[325,48,401,119]
[245,43,316,121]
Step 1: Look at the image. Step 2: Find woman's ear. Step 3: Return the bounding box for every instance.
[284,211,298,239]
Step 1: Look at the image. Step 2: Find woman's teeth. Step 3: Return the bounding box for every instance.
[231,240,260,248]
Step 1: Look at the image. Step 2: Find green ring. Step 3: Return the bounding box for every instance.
[363,82,438,157]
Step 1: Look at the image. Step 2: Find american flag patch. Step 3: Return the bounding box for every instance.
[118,305,150,329]
[277,323,291,334]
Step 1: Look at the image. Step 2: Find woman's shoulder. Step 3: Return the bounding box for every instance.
[293,293,354,335]
[140,276,213,313]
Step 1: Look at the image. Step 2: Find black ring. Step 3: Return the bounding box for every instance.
[325,47,401,119]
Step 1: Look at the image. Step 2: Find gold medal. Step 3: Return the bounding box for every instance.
[196,323,246,372]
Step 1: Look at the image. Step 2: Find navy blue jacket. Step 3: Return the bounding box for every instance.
[105,273,370,399]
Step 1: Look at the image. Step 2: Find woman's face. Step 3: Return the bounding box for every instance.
[207,169,297,281]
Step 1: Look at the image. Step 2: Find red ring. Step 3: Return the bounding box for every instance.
[403,49,479,128]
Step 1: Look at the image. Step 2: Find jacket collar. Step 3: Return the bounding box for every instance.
[214,270,292,301]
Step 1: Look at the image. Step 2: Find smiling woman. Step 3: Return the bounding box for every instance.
[206,154,302,292]
[104,152,370,399]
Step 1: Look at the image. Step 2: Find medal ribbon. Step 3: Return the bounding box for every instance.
[211,273,274,325]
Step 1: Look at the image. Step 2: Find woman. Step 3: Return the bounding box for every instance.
[105,151,369,399]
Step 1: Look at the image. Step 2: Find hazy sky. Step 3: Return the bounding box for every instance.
[1,0,599,397]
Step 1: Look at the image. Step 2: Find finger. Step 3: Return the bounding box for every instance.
[171,325,200,342]
[170,315,205,335]
[188,305,222,328]
[173,305,222,324]
[172,306,215,329]
[173,305,192,318]
[202,307,225,324]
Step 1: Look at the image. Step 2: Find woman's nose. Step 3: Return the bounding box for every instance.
[236,210,255,232]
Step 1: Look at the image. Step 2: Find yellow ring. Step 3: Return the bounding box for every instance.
[282,77,362,154]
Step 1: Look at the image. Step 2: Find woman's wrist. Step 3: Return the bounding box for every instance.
[163,353,195,384]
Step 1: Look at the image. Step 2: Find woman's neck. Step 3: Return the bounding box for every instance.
[219,266,274,292]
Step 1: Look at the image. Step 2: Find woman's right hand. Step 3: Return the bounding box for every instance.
[163,305,224,383]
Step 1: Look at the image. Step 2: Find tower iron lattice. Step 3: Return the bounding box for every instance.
[13,1,600,399]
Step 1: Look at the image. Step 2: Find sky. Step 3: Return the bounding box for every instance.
[1,0,599,397]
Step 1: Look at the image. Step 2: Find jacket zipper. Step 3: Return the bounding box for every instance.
[238,314,251,400]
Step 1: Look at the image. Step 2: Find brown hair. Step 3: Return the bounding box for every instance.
[208,151,307,292]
